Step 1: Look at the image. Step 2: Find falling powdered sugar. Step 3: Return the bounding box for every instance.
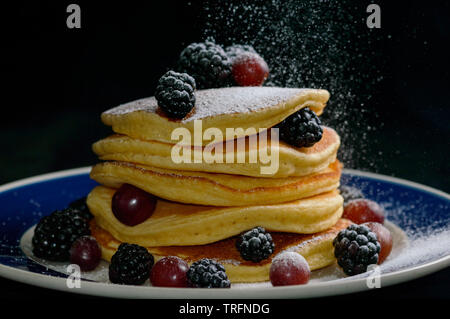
[197,0,390,171]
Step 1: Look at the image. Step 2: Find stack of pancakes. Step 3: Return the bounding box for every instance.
[87,87,350,283]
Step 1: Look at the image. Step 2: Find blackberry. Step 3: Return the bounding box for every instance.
[155,70,196,119]
[333,224,380,276]
[32,209,91,261]
[68,197,93,221]
[339,185,365,205]
[186,258,230,288]
[276,107,323,148]
[236,227,275,263]
[225,44,257,61]
[178,41,232,89]
[109,243,154,285]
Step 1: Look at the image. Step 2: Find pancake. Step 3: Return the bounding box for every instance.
[90,218,352,283]
[90,160,341,206]
[93,126,340,179]
[87,186,344,247]
[101,87,329,145]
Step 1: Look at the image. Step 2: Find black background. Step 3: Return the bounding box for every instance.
[2,0,449,300]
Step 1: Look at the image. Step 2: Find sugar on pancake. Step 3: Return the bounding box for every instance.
[90,218,352,283]
[93,126,340,179]
[101,87,329,145]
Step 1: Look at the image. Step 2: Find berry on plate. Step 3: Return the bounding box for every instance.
[186,258,230,288]
[333,224,380,276]
[112,184,157,226]
[32,209,91,261]
[269,252,310,286]
[70,235,101,271]
[343,198,385,224]
[109,243,154,285]
[150,256,189,287]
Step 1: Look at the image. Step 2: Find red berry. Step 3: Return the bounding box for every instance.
[70,236,102,271]
[269,252,310,286]
[363,222,393,264]
[343,199,385,224]
[112,184,156,226]
[150,256,189,287]
[232,52,269,86]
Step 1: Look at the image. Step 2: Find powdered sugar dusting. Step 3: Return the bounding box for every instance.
[104,96,158,116]
[377,200,450,273]
[103,86,312,123]
[381,227,450,273]
[272,251,310,269]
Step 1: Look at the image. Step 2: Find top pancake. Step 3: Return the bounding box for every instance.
[101,87,329,145]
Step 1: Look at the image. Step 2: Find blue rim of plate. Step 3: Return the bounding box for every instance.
[0,167,449,299]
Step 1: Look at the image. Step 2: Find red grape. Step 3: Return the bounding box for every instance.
[70,236,101,271]
[343,199,385,224]
[269,252,310,286]
[232,52,269,86]
[112,184,156,226]
[363,222,393,264]
[150,256,189,287]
